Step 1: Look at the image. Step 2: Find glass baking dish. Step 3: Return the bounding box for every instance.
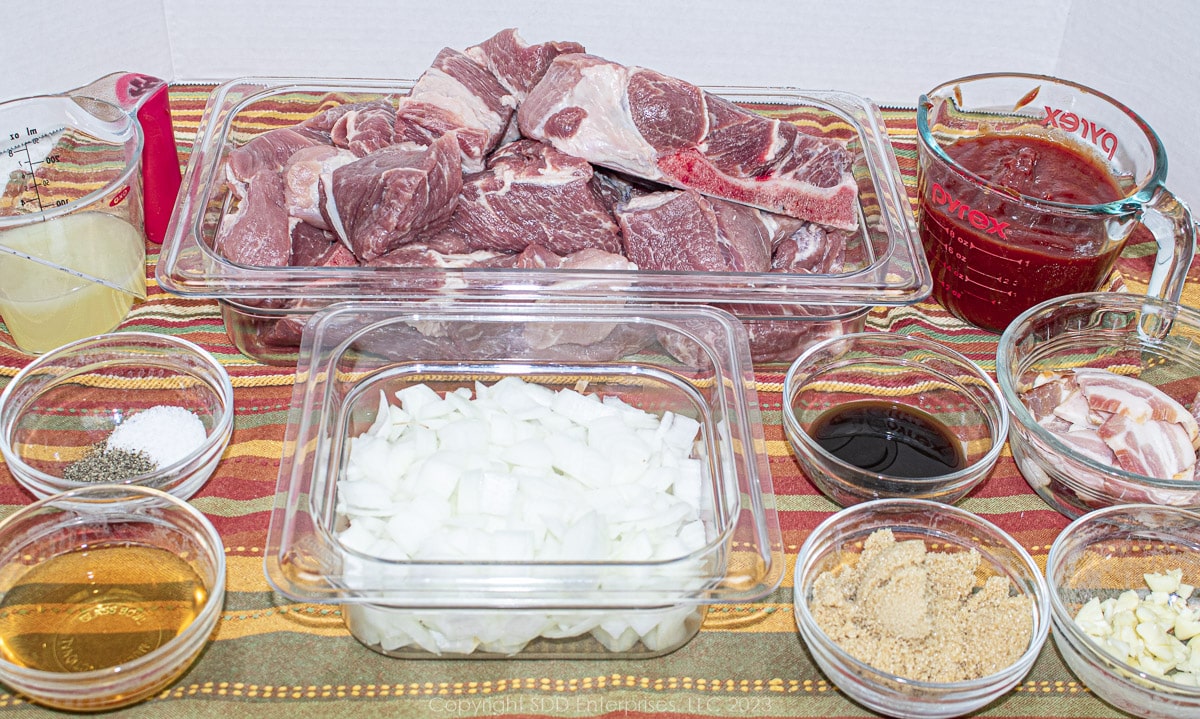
[160,77,928,303]
[263,301,783,658]
[157,78,928,362]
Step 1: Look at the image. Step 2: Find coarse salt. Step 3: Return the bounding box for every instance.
[107,405,207,469]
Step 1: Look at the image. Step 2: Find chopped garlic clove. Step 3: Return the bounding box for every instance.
[1145,569,1183,594]
[1075,597,1110,636]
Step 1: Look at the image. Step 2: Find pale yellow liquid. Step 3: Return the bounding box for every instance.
[0,544,208,673]
[0,212,145,354]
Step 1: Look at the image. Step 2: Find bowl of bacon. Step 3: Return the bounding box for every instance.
[996,292,1200,519]
[156,28,927,366]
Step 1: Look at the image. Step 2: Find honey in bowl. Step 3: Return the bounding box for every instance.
[0,544,208,673]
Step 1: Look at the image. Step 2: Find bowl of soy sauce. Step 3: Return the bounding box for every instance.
[782,332,1008,506]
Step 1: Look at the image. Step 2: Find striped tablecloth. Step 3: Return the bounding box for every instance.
[1,85,1196,718]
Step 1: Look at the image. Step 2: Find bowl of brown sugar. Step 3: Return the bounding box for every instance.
[792,498,1050,718]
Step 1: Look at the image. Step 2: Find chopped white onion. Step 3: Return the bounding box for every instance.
[335,376,715,655]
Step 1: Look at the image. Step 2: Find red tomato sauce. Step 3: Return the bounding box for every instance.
[919,133,1130,332]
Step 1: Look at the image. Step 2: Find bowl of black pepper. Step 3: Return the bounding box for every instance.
[782,332,1008,507]
[0,332,234,501]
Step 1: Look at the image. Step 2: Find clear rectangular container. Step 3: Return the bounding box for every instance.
[263,301,783,658]
[157,78,927,364]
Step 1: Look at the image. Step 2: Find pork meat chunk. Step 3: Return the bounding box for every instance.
[214,169,291,267]
[435,139,621,255]
[395,47,516,172]
[616,189,772,272]
[327,134,463,261]
[466,28,585,102]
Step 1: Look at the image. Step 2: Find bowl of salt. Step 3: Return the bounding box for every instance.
[0,332,234,500]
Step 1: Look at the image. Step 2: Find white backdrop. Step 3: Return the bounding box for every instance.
[3,0,1198,206]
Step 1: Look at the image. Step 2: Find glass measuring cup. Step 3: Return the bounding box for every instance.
[0,74,180,355]
[916,73,1196,333]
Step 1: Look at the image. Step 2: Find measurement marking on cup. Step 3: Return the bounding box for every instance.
[0,126,134,293]
[2,126,67,215]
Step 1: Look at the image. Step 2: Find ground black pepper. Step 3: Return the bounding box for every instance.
[62,443,157,483]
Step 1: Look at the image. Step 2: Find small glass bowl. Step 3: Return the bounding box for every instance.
[1046,504,1200,719]
[0,332,234,501]
[782,332,1008,506]
[0,485,226,711]
[997,292,1200,518]
[793,498,1050,719]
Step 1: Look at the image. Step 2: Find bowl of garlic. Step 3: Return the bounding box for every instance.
[1046,503,1200,719]
[264,301,784,658]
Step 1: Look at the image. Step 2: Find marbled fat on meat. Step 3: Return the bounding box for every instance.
[329,100,397,157]
[226,127,325,184]
[770,221,847,274]
[617,191,732,272]
[519,53,859,230]
[466,28,585,102]
[397,47,516,172]
[432,139,621,255]
[282,145,357,230]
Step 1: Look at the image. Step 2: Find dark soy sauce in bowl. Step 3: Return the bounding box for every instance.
[808,400,966,478]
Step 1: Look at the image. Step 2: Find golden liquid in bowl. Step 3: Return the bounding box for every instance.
[0,544,207,672]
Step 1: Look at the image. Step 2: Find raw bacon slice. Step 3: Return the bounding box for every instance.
[1074,367,1200,443]
[327,134,463,261]
[431,139,621,255]
[1098,414,1196,480]
[1056,427,1117,466]
[1019,367,1200,482]
[518,53,858,230]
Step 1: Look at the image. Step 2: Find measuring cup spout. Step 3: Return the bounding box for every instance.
[68,73,182,244]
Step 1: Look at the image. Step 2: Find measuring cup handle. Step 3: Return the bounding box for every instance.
[67,73,182,245]
[1140,185,1197,305]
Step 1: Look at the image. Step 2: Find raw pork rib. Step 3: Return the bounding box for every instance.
[519,53,859,230]
[327,134,463,260]
[428,139,621,255]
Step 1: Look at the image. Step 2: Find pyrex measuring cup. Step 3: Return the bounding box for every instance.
[916,73,1196,333]
[0,73,181,354]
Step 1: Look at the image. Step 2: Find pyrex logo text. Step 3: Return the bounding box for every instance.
[930,183,1009,239]
[1044,106,1118,160]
